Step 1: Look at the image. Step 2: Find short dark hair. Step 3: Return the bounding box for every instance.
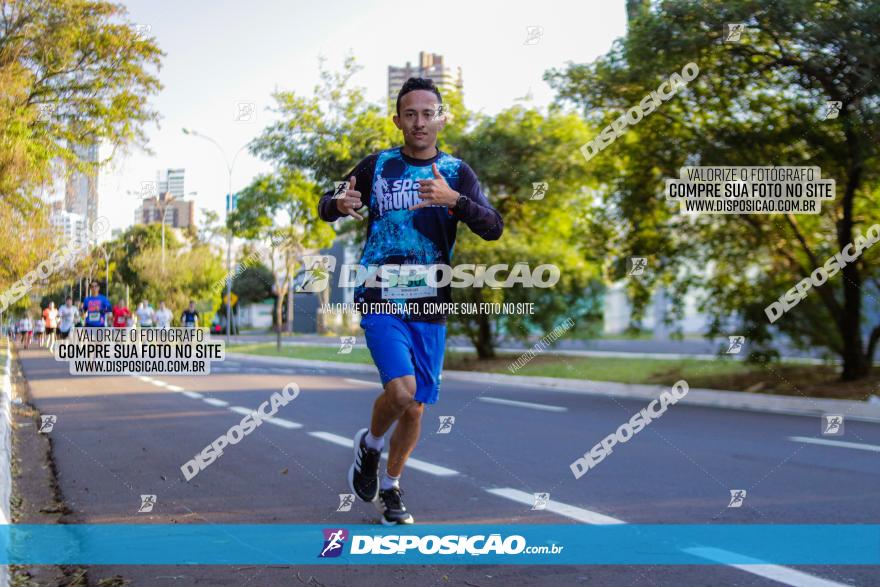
[396,77,442,115]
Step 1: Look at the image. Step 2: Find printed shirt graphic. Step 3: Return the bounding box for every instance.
[83,295,112,326]
[319,147,503,322]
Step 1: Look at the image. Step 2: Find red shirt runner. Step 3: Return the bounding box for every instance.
[112,306,131,328]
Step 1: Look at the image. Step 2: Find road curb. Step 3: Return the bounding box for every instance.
[226,352,880,423]
[1,339,13,587]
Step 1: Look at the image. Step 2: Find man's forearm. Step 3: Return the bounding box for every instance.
[318,193,344,222]
[454,197,503,241]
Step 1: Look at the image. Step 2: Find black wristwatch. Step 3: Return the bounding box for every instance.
[453,193,467,212]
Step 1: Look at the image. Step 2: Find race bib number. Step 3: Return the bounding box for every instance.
[88,311,100,322]
[381,265,436,300]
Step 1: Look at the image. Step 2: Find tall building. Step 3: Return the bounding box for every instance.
[134,192,195,229]
[64,142,99,229]
[49,211,88,249]
[387,52,463,109]
[157,168,185,199]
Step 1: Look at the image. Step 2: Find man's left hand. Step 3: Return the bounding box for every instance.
[411,163,459,210]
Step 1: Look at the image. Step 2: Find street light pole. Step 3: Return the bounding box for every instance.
[182,128,248,346]
[100,246,111,290]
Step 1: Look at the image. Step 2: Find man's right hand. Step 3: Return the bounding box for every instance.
[335,176,364,221]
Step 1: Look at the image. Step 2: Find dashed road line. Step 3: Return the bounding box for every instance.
[485,487,623,524]
[788,436,880,453]
[487,488,847,586]
[682,547,850,587]
[344,378,382,388]
[478,396,567,412]
[307,431,458,476]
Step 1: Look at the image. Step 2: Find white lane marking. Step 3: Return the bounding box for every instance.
[488,488,845,585]
[137,376,154,383]
[166,385,184,392]
[478,396,567,412]
[789,436,880,453]
[151,380,170,388]
[308,431,353,448]
[226,406,300,428]
[203,398,229,407]
[181,391,203,399]
[344,378,382,388]
[264,417,302,429]
[307,431,458,477]
[683,548,850,587]
[485,487,623,525]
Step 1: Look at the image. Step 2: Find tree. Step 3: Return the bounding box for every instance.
[546,0,880,380]
[230,170,335,349]
[449,105,602,357]
[0,0,162,292]
[130,244,225,322]
[248,55,395,337]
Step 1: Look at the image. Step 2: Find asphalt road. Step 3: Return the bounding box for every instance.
[16,348,880,586]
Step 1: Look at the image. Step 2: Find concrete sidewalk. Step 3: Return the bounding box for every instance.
[227,352,880,423]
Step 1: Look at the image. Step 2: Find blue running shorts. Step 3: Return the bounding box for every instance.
[360,313,447,404]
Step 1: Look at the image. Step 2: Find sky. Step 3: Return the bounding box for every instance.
[98,0,628,232]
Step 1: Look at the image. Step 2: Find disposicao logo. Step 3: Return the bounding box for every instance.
[319,528,348,558]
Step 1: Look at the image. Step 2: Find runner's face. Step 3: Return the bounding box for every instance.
[395,90,444,151]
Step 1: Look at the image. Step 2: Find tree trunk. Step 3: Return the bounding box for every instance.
[863,325,880,377]
[474,312,495,359]
[275,289,283,353]
[316,287,329,334]
[836,127,865,381]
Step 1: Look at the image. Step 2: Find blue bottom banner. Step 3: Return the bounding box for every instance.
[1,524,878,565]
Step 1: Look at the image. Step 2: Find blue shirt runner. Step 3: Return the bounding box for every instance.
[319,147,503,322]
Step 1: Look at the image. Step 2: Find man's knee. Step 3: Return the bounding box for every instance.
[385,377,417,412]
[401,401,424,422]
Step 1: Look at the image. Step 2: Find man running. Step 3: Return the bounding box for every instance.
[136,300,155,328]
[318,77,503,525]
[82,281,112,327]
[111,299,132,328]
[42,301,58,351]
[181,301,199,328]
[33,313,45,347]
[57,297,79,340]
[155,301,173,329]
[18,314,33,349]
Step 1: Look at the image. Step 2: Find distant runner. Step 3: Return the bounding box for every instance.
[155,301,173,329]
[33,313,45,347]
[42,301,58,351]
[57,297,79,340]
[112,300,132,328]
[136,300,155,328]
[82,281,112,327]
[181,301,199,328]
[18,314,33,349]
